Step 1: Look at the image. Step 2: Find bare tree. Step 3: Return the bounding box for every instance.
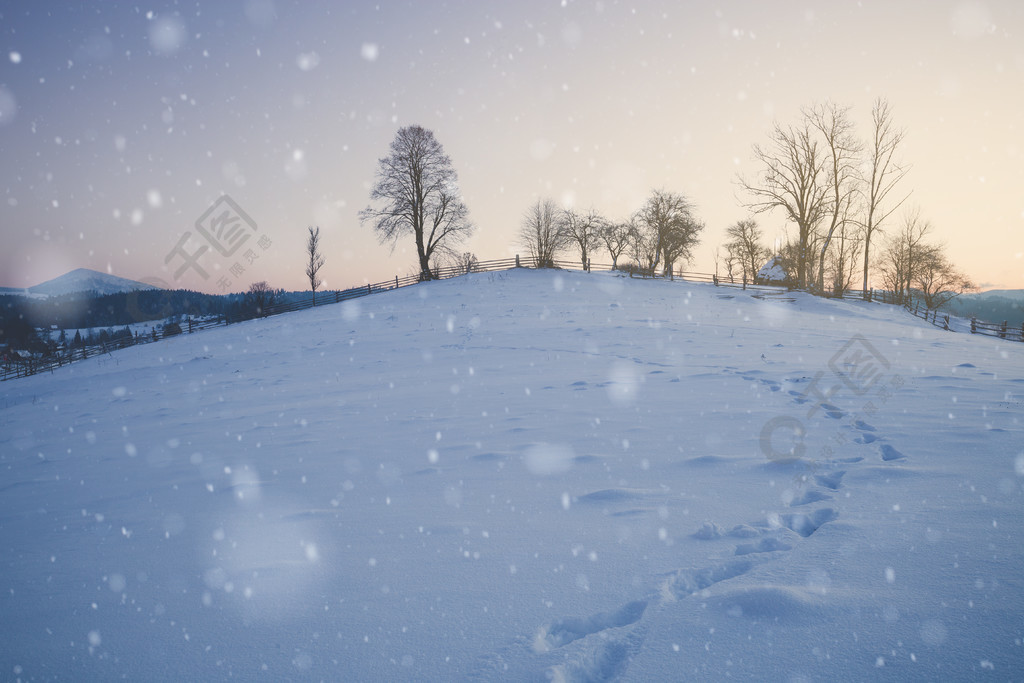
[739,120,829,288]
[724,250,738,282]
[305,225,325,305]
[860,98,910,299]
[877,208,932,303]
[599,220,633,270]
[360,125,474,280]
[808,101,862,293]
[914,246,975,309]
[245,280,278,317]
[724,218,769,283]
[714,244,739,283]
[634,189,704,276]
[452,251,479,274]
[561,207,605,271]
[519,198,566,268]
[824,199,863,296]
[627,215,659,274]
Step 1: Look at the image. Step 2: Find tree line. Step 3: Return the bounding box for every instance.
[358,125,706,280]
[354,101,974,309]
[0,284,295,352]
[734,98,973,303]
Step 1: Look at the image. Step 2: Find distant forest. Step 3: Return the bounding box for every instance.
[0,288,324,349]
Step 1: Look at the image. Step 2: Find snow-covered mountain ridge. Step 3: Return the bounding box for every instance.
[2,267,159,298]
[1,268,1021,680]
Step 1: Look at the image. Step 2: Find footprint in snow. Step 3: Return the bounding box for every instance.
[779,508,838,537]
[879,444,906,461]
[659,559,756,599]
[814,470,846,490]
[692,521,724,540]
[734,537,793,555]
[789,489,833,506]
[534,600,648,652]
[820,403,845,419]
[728,524,761,539]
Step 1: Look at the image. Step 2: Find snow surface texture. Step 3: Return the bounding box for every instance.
[1,269,1022,681]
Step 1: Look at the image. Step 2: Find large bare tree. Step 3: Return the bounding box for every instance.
[519,198,565,268]
[808,101,862,293]
[360,125,474,280]
[739,120,829,288]
[305,225,325,306]
[634,189,704,276]
[860,98,910,299]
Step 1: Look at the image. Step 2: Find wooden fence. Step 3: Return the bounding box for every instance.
[968,317,1024,342]
[852,289,1024,342]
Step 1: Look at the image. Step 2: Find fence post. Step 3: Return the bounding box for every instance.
[395,276,399,289]
[515,254,521,268]
[1000,321,1007,339]
[943,314,949,330]
[970,317,976,334]
[1020,321,1024,342]
[367,284,372,296]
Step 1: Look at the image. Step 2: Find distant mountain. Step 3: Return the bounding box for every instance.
[975,289,1024,300]
[25,268,161,298]
[946,289,1024,326]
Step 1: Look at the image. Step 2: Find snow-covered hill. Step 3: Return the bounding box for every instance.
[22,267,160,297]
[1,269,1021,680]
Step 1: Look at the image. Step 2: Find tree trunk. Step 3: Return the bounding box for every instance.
[862,234,871,300]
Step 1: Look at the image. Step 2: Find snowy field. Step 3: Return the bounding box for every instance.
[2,269,1022,681]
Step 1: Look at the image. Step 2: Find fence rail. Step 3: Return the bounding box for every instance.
[969,317,1024,342]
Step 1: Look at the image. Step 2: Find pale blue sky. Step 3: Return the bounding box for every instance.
[1,0,1021,292]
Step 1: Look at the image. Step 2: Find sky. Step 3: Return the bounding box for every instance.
[0,0,1022,294]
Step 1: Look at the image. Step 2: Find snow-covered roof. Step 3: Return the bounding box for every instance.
[757,256,789,283]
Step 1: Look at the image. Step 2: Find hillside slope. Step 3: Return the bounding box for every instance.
[1,269,1021,681]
